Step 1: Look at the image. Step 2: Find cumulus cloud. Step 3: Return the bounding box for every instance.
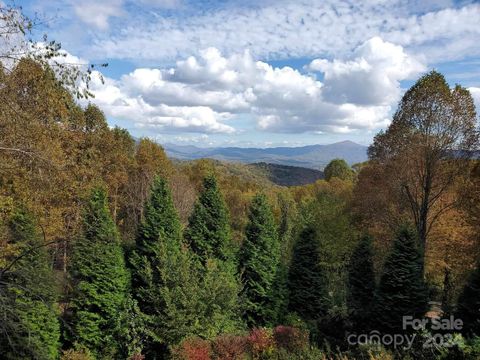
[88,73,236,133]
[308,37,425,105]
[88,38,422,134]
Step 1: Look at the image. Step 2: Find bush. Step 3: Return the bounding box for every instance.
[439,334,480,359]
[273,326,308,352]
[247,328,275,359]
[269,347,326,360]
[212,334,247,359]
[60,348,94,360]
[173,337,212,360]
[129,353,146,360]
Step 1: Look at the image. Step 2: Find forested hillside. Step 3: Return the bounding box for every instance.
[249,162,324,186]
[1,5,480,360]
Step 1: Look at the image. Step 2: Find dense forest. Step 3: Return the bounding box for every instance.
[1,4,480,360]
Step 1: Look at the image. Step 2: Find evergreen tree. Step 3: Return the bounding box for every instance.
[347,234,376,332]
[68,188,129,357]
[185,175,233,263]
[183,174,241,338]
[129,176,184,356]
[271,193,297,324]
[130,176,182,314]
[240,193,280,327]
[198,258,241,338]
[288,227,328,321]
[456,263,480,336]
[0,208,60,360]
[375,226,428,333]
[129,175,240,352]
[156,242,240,344]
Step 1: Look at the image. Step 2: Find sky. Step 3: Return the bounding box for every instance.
[20,0,480,148]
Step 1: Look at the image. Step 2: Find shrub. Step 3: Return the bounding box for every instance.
[439,334,480,359]
[269,347,326,360]
[60,348,94,360]
[212,334,247,360]
[273,326,308,352]
[129,353,146,360]
[173,337,212,360]
[247,328,275,359]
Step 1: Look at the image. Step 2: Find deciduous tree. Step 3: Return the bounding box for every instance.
[368,71,479,273]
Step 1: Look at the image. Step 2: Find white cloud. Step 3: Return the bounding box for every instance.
[88,1,480,65]
[136,0,182,8]
[308,37,425,106]
[88,70,236,133]
[87,38,422,134]
[72,0,124,30]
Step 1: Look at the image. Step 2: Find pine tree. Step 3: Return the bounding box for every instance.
[270,193,296,324]
[347,234,376,332]
[154,233,203,345]
[185,175,233,263]
[183,174,241,338]
[240,193,280,327]
[130,176,182,315]
[0,208,60,360]
[129,176,184,356]
[288,227,328,321]
[68,188,129,357]
[156,242,240,344]
[456,263,480,336]
[375,225,428,333]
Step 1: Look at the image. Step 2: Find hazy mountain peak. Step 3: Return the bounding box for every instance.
[163,141,368,170]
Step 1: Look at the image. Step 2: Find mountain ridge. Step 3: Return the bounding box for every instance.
[163,140,369,170]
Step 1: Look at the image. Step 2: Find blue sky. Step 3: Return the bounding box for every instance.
[21,0,480,147]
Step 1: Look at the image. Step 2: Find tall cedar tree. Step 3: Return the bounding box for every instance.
[456,263,480,336]
[347,234,376,332]
[288,227,328,321]
[156,238,240,344]
[375,226,428,333]
[184,174,241,337]
[185,175,234,263]
[240,193,280,327]
[129,176,183,356]
[130,176,182,314]
[0,208,60,359]
[69,188,129,357]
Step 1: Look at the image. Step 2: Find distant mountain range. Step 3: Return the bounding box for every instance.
[163,140,368,170]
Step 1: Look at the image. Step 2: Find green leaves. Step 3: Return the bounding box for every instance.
[240,193,280,327]
[185,175,234,263]
[347,234,376,332]
[375,225,428,333]
[130,176,241,356]
[456,262,480,336]
[68,188,129,357]
[0,207,60,360]
[324,159,355,182]
[288,227,328,321]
